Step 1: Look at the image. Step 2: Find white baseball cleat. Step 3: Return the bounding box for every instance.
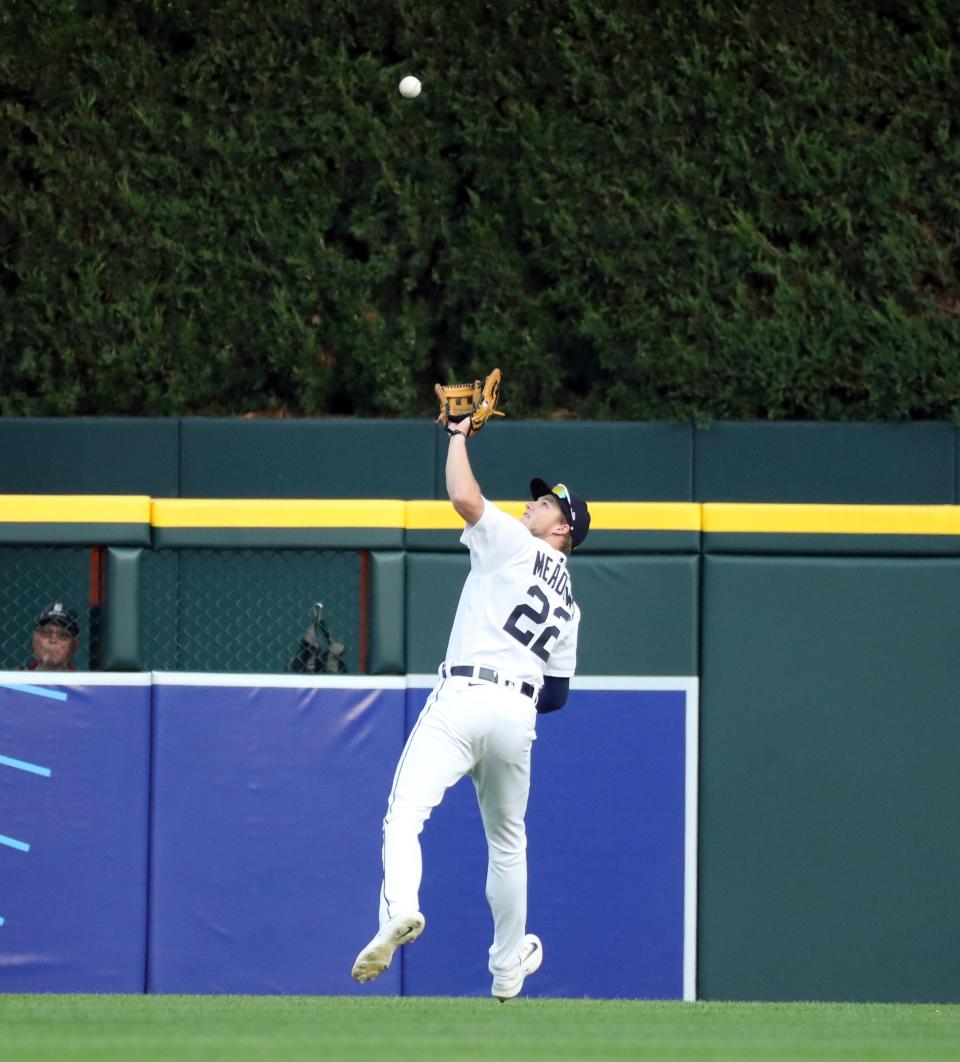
[351,911,425,983]
[491,933,543,1001]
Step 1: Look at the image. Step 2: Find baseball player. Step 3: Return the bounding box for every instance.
[351,409,590,1000]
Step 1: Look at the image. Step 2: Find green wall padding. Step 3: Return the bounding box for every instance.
[179,418,436,499]
[699,554,960,1004]
[0,418,179,496]
[103,547,141,671]
[369,550,405,675]
[3,418,959,504]
[440,421,694,501]
[405,552,698,676]
[694,422,955,503]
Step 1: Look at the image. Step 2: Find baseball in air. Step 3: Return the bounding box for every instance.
[399,75,422,98]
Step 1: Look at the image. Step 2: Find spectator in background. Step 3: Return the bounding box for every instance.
[19,602,80,671]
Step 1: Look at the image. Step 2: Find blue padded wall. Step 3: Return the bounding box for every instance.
[0,675,151,992]
[148,677,405,994]
[2,675,692,998]
[400,682,692,999]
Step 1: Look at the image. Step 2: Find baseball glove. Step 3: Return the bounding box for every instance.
[434,367,505,435]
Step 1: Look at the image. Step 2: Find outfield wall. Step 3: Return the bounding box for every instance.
[4,491,960,1003]
[0,673,695,1000]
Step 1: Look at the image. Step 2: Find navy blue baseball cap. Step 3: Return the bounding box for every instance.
[530,479,591,549]
[36,602,79,637]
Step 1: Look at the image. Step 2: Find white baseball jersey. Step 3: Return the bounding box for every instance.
[443,498,580,686]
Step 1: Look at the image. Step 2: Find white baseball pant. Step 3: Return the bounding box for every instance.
[378,674,538,980]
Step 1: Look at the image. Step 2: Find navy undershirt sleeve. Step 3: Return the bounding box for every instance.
[537,675,570,714]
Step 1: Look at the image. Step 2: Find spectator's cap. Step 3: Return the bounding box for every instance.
[36,602,80,637]
[530,478,591,549]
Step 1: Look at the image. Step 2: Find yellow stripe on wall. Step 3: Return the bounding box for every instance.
[405,500,702,530]
[3,496,960,535]
[151,499,407,528]
[703,504,960,535]
[404,501,524,529]
[0,495,152,523]
[587,502,701,531]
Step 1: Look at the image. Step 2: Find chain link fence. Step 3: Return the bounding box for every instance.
[0,546,100,670]
[0,546,364,674]
[139,548,363,674]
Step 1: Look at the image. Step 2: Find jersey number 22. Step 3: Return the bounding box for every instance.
[503,585,571,662]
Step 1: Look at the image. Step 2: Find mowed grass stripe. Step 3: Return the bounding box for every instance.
[0,995,958,1061]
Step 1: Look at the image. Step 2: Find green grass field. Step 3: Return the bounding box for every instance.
[1,996,959,1061]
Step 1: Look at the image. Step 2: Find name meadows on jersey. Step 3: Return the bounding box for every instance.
[532,550,574,608]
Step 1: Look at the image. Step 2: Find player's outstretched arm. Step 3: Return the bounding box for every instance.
[445,424,484,525]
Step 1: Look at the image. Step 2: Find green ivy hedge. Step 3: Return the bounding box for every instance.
[2,0,959,419]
